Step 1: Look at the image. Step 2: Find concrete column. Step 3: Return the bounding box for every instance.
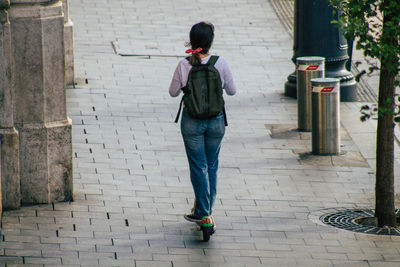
[62,0,74,86]
[0,0,20,210]
[9,0,73,204]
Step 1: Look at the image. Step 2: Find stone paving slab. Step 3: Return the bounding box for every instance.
[1,0,400,266]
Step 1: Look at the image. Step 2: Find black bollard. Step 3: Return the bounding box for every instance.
[284,0,357,101]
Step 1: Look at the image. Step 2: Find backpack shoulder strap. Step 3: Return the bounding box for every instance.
[174,97,184,123]
[207,56,219,66]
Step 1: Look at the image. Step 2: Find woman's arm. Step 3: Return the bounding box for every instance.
[218,58,237,96]
[169,64,182,97]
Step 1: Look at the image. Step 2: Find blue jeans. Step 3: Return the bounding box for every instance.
[181,108,225,218]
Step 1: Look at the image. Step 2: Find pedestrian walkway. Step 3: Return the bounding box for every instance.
[1,0,400,266]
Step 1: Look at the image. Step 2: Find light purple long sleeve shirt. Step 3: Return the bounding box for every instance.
[169,55,237,97]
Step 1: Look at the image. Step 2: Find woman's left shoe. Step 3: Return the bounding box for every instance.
[184,199,202,223]
[184,213,201,223]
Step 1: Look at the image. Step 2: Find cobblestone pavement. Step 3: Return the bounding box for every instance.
[1,0,400,266]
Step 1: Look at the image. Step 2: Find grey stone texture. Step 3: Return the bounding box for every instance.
[62,0,74,86]
[0,15,12,128]
[0,7,20,210]
[0,0,400,266]
[9,1,73,204]
[18,121,72,203]
[10,3,66,124]
[64,19,74,86]
[1,128,20,209]
[0,0,73,208]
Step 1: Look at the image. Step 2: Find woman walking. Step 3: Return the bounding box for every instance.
[169,21,237,241]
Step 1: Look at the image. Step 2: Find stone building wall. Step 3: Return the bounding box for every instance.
[0,0,74,211]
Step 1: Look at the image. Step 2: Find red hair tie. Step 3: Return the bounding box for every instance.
[185,48,203,54]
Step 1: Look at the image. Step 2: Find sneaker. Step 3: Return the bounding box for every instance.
[184,213,201,223]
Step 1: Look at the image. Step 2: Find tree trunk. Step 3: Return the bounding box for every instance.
[375,67,396,227]
[375,4,397,227]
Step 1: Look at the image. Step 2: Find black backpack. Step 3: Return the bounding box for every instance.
[175,56,227,126]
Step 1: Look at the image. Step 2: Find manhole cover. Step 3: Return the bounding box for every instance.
[311,208,400,236]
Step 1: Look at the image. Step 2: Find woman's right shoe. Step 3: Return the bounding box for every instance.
[200,216,215,242]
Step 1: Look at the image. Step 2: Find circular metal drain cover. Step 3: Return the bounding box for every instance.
[311,208,400,236]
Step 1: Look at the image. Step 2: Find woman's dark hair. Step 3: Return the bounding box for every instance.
[188,22,215,66]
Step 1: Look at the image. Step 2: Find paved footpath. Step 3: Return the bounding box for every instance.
[2,0,400,266]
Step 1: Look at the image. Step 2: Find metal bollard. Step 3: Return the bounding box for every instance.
[311,78,340,155]
[296,56,325,131]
